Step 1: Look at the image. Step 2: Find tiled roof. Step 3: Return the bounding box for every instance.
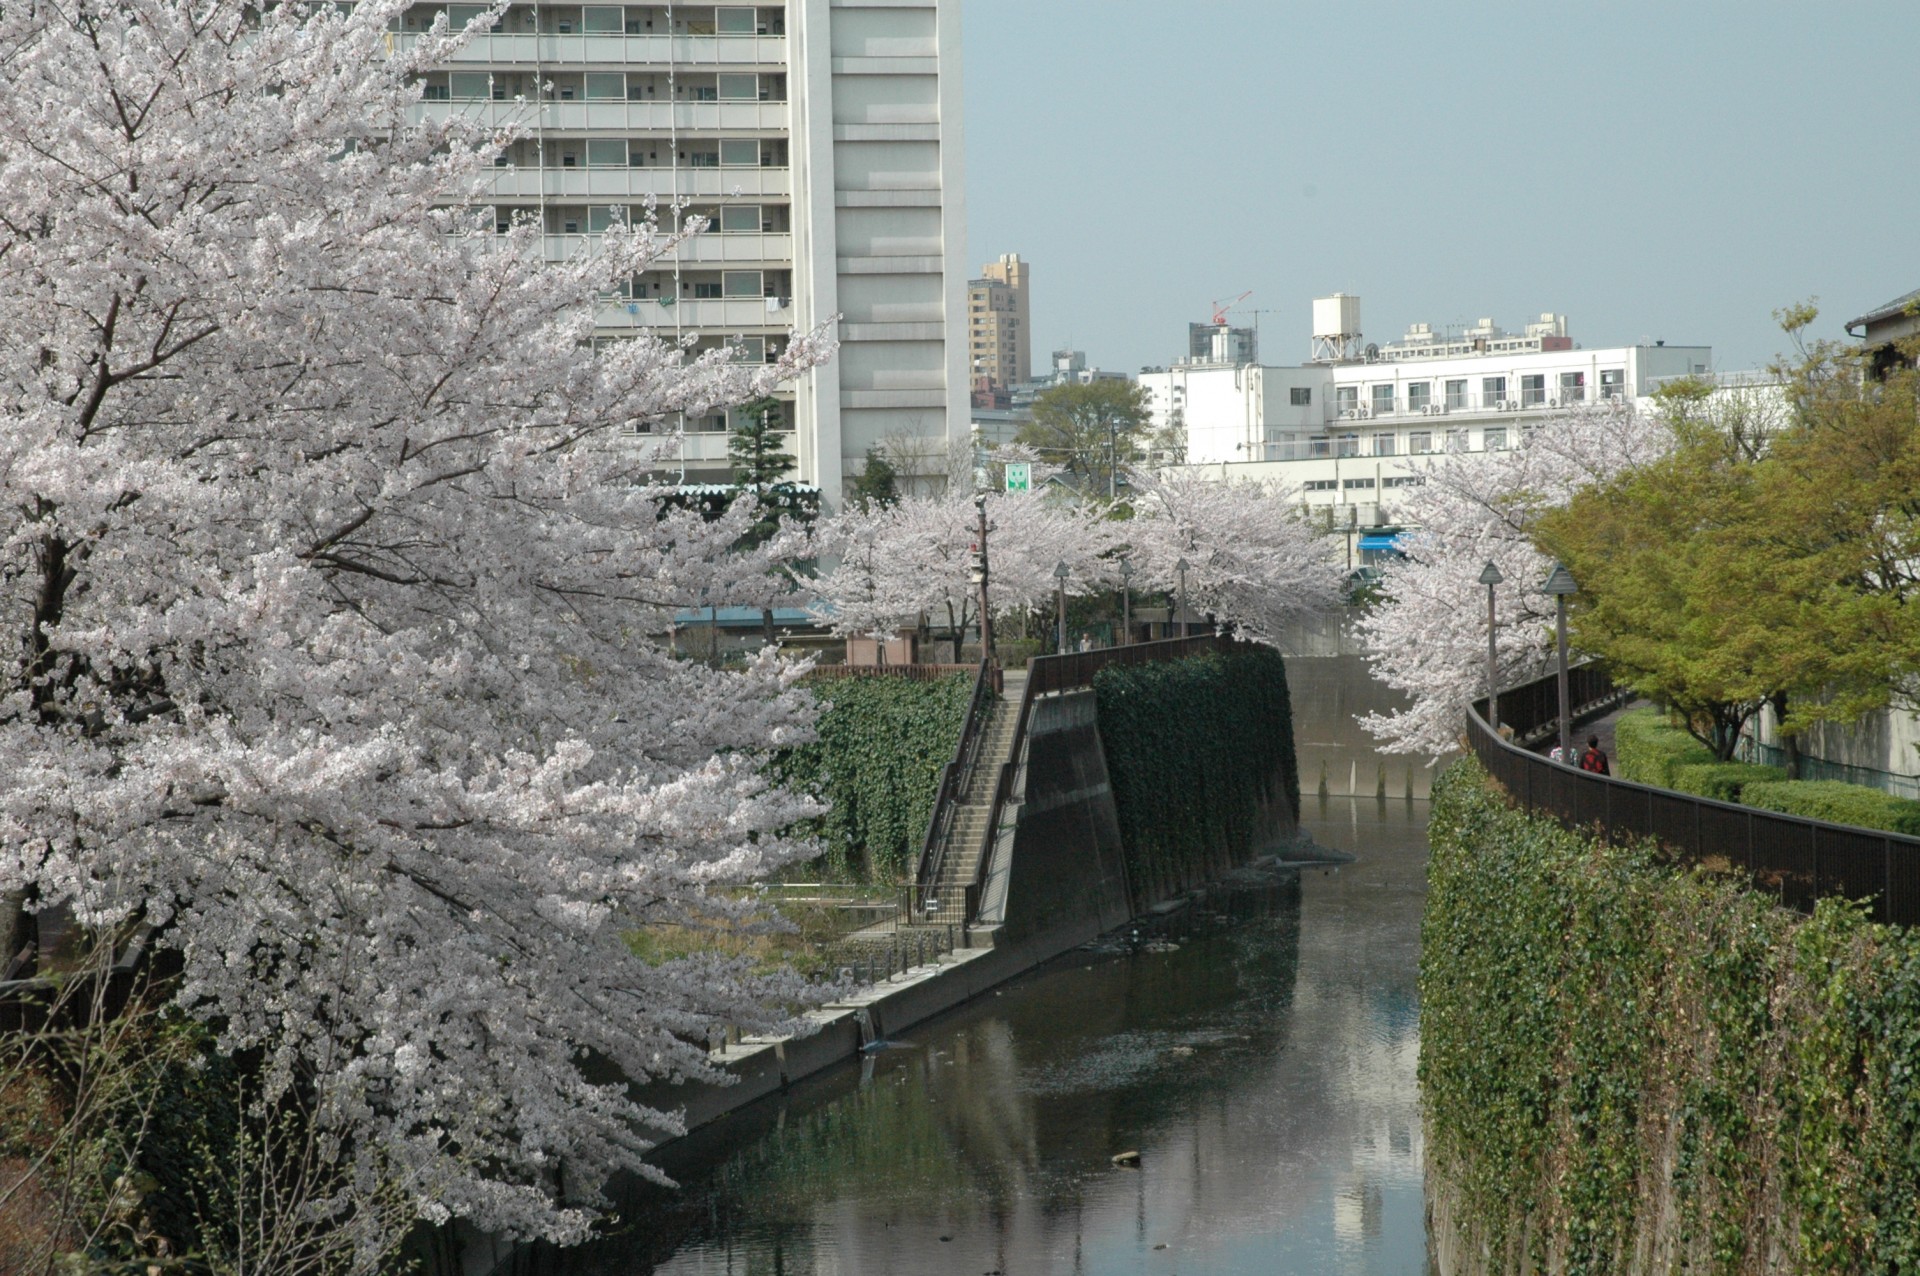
[1847,286,1920,335]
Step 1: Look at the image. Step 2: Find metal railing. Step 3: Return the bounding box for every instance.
[806,663,977,684]
[911,661,1000,918]
[1468,669,1920,926]
[950,633,1245,924]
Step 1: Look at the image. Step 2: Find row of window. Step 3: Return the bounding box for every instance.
[423,71,780,101]
[1269,425,1528,461]
[492,138,784,169]
[1302,477,1425,492]
[410,6,782,37]
[514,203,782,234]
[1326,369,1629,415]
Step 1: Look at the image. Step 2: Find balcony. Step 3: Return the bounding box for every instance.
[489,166,791,200]
[419,99,790,132]
[595,296,795,329]
[542,232,792,265]
[397,33,790,68]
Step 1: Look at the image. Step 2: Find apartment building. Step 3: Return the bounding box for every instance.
[1142,296,1712,534]
[967,252,1030,394]
[407,0,968,506]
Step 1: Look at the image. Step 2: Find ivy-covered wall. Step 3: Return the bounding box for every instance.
[1092,647,1298,911]
[1424,758,1920,1276]
[778,673,972,882]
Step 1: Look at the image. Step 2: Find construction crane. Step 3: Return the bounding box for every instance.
[1209,290,1252,326]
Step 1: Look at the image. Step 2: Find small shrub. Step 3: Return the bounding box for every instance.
[1670,760,1788,803]
[1740,779,1920,836]
[1613,706,1715,786]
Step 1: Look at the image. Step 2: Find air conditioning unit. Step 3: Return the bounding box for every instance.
[1355,407,1371,419]
[1340,408,1359,420]
[1546,397,1559,408]
[1500,400,1519,411]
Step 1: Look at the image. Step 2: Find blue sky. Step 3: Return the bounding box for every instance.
[960,1,1919,376]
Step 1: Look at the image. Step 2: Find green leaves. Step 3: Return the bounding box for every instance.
[1093,649,1298,910]
[1427,760,1920,1273]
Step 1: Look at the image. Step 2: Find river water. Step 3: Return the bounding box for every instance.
[532,645,1434,1275]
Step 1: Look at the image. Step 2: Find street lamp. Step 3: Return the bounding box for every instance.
[1541,561,1579,763]
[1478,560,1504,733]
[972,495,992,668]
[1174,557,1191,639]
[1119,557,1134,645]
[1053,559,1071,653]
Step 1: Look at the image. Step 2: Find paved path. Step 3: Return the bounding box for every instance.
[1533,698,1639,771]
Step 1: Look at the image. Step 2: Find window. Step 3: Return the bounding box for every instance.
[559,149,578,168]
[1308,437,1332,458]
[1383,475,1425,489]
[1335,386,1359,415]
[722,270,763,297]
[1342,477,1376,490]
[719,138,759,167]
[1303,479,1337,492]
[1483,427,1508,451]
[420,82,451,101]
[1290,386,1312,406]
[1445,379,1468,409]
[1372,432,1395,457]
[1482,376,1506,407]
[1409,430,1433,454]
[582,6,624,32]
[1445,427,1469,451]
[586,139,626,167]
[1335,432,1359,457]
[450,72,490,99]
[585,72,625,100]
[719,204,760,232]
[586,205,626,232]
[1560,371,1586,402]
[1600,368,1627,400]
[692,282,723,298]
[448,4,496,29]
[716,6,756,33]
[691,84,718,102]
[732,336,767,363]
[1407,382,1431,411]
[1371,384,1395,415]
[1520,374,1546,407]
[717,74,758,100]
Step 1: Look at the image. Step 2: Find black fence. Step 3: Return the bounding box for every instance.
[1468,670,1920,926]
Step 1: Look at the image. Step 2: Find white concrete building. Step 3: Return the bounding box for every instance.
[408,0,967,506]
[1142,296,1711,533]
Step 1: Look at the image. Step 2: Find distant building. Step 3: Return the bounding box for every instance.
[969,253,1031,394]
[1141,295,1717,553]
[971,348,1128,449]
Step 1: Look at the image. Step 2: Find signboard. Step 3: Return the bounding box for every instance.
[1004,462,1031,493]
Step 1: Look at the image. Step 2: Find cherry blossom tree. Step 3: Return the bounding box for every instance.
[1125,470,1345,644]
[0,0,834,1256]
[1355,402,1673,757]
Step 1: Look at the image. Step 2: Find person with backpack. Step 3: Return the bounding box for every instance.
[1579,735,1610,775]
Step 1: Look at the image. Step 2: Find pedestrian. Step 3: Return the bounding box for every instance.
[1580,734,1610,775]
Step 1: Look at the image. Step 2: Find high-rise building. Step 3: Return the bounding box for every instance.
[967,252,1029,394]
[409,1,968,506]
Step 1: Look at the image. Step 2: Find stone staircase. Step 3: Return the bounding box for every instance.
[921,669,1027,927]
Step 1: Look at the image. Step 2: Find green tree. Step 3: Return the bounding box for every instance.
[849,445,899,510]
[728,395,795,493]
[1016,380,1153,501]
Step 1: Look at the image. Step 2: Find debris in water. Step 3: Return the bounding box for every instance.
[1111,1149,1141,1166]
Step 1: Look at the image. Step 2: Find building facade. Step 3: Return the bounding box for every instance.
[1142,296,1712,532]
[967,252,1030,395]
[409,0,968,507]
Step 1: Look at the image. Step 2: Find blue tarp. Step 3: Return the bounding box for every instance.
[673,606,818,627]
[1357,533,1403,552]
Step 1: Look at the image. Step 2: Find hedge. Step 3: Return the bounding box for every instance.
[1740,779,1920,838]
[1669,760,1788,803]
[777,672,973,882]
[1093,646,1297,910]
[1612,706,1714,786]
[1425,758,1920,1275]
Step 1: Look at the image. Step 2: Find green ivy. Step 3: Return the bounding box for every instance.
[1425,758,1920,1273]
[1092,648,1298,911]
[776,673,973,882]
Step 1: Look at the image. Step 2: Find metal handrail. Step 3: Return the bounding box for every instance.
[1466,670,1920,926]
[911,659,998,917]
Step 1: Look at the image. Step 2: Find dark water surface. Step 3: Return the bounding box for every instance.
[534,650,1433,1275]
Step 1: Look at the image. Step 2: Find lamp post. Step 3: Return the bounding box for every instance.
[1175,557,1190,638]
[1053,560,1071,653]
[1478,560,1504,732]
[972,495,992,668]
[1119,557,1134,645]
[1541,561,1579,763]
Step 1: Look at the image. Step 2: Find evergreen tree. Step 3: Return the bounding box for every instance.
[728,395,795,493]
[850,446,899,510]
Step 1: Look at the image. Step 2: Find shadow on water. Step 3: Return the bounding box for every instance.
[499,621,1434,1276]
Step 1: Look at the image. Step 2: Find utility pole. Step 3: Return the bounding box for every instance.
[972,495,993,669]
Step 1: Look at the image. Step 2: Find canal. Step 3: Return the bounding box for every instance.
[525,643,1433,1275]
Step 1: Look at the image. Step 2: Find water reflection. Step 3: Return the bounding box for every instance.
[516,648,1431,1276]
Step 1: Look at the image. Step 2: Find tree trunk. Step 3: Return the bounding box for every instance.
[761,608,775,645]
[0,890,30,975]
[1772,692,1802,779]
